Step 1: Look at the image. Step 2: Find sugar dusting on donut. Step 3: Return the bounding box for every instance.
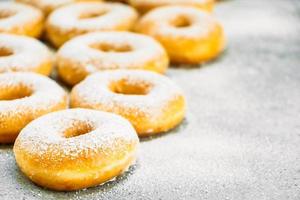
[136,5,219,39]
[58,32,167,73]
[0,2,42,28]
[16,0,74,14]
[15,109,139,162]
[130,0,214,13]
[46,2,138,47]
[131,0,213,6]
[0,72,67,117]
[0,2,44,37]
[47,2,137,30]
[72,70,185,121]
[0,34,53,73]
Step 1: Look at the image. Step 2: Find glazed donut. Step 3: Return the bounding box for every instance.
[46,2,138,47]
[57,32,169,86]
[71,70,186,136]
[0,2,44,38]
[0,34,53,75]
[135,6,225,64]
[0,72,67,143]
[129,0,214,13]
[16,0,103,16]
[14,108,139,191]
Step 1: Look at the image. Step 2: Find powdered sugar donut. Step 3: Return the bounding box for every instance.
[46,2,138,47]
[16,0,104,16]
[0,2,44,38]
[71,70,186,136]
[0,34,53,75]
[0,73,67,143]
[14,108,139,191]
[129,0,214,13]
[57,32,169,86]
[135,6,225,64]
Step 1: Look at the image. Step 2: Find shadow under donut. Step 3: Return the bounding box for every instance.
[171,47,229,69]
[0,144,13,150]
[139,118,188,142]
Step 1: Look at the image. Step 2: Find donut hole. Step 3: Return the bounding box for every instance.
[64,121,95,138]
[90,43,132,53]
[110,79,152,95]
[0,85,32,100]
[172,16,192,28]
[79,10,108,19]
[0,10,16,19]
[0,47,13,57]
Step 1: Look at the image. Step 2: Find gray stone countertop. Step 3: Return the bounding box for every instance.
[0,0,299,199]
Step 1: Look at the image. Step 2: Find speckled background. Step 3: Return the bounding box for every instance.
[1,0,300,199]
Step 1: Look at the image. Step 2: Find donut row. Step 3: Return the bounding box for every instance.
[16,0,214,15]
[0,69,186,140]
[0,0,225,192]
[2,69,185,190]
[0,1,225,65]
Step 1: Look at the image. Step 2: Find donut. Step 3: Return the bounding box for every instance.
[14,108,139,191]
[129,0,214,13]
[16,0,104,16]
[57,32,169,86]
[0,72,67,143]
[0,2,44,38]
[135,6,225,64]
[70,70,186,136]
[0,34,53,75]
[46,2,138,47]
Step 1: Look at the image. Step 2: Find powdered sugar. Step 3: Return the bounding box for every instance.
[0,72,67,132]
[71,70,184,123]
[0,34,53,73]
[57,32,168,84]
[15,108,139,161]
[130,0,214,13]
[46,2,138,45]
[136,5,219,39]
[16,0,78,15]
[0,2,43,35]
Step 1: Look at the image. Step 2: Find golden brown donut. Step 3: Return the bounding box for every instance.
[16,0,104,16]
[46,2,138,47]
[0,72,68,143]
[71,70,186,136]
[129,0,214,13]
[135,6,225,64]
[0,34,53,75]
[14,108,139,191]
[0,2,44,38]
[57,31,169,86]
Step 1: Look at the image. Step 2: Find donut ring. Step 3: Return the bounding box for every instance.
[0,72,67,143]
[16,0,104,16]
[14,108,139,191]
[129,0,214,13]
[71,70,186,136]
[46,2,138,47]
[57,32,169,86]
[0,34,53,75]
[0,2,44,38]
[135,6,225,64]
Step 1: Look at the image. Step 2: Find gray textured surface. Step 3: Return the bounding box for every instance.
[1,0,300,199]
